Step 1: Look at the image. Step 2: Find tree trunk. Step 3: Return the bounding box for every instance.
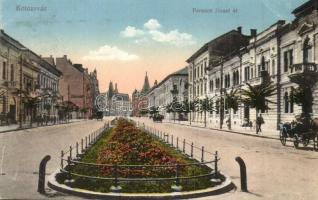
[204,110,206,128]
[256,109,259,134]
[228,109,232,130]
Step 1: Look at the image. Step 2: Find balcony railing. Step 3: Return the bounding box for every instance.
[289,63,318,74]
[288,63,318,86]
[2,81,18,88]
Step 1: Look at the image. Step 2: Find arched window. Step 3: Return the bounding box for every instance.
[284,92,289,113]
[290,87,294,113]
[303,37,312,63]
[10,64,14,81]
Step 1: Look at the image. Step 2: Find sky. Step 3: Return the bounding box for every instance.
[0,0,308,94]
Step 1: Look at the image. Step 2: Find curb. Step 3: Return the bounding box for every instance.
[0,120,85,134]
[47,170,235,200]
[157,120,279,141]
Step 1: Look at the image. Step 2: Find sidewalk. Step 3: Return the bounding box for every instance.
[160,119,280,140]
[0,119,84,133]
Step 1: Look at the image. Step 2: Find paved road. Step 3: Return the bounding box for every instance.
[1,117,317,200]
[133,117,318,200]
[0,119,107,200]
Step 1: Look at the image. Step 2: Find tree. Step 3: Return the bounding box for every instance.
[224,88,239,130]
[80,107,89,118]
[44,103,51,125]
[148,106,159,118]
[198,97,214,128]
[241,82,277,134]
[291,86,313,116]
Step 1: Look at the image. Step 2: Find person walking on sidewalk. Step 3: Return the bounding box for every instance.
[256,114,264,134]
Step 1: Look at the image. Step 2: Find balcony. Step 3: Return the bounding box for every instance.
[288,63,318,86]
[2,81,18,89]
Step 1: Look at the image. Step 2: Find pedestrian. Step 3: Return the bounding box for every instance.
[256,114,264,134]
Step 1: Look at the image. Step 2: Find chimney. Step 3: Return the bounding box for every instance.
[237,26,242,34]
[250,29,257,37]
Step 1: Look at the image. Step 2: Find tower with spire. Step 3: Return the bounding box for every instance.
[141,72,150,94]
[114,83,118,93]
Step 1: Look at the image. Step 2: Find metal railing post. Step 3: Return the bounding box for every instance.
[176,137,179,149]
[85,136,87,149]
[214,151,218,176]
[76,142,79,157]
[201,146,204,162]
[171,135,174,146]
[191,142,194,158]
[69,146,72,160]
[183,139,185,153]
[81,138,83,153]
[61,150,64,169]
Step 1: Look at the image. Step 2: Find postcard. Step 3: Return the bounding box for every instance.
[0,0,317,199]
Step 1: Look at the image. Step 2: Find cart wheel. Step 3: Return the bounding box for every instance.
[279,129,287,146]
[303,138,310,147]
[293,135,299,149]
[314,135,318,151]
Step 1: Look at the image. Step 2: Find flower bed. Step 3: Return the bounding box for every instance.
[57,118,224,193]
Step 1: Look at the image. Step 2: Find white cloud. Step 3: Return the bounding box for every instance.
[144,19,161,30]
[83,45,139,61]
[149,29,195,46]
[120,26,144,38]
[120,18,196,46]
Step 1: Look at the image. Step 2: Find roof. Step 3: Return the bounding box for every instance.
[113,93,130,101]
[292,0,318,17]
[147,66,188,94]
[186,29,250,63]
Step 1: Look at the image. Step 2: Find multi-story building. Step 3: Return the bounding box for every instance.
[147,67,188,120]
[191,0,318,133]
[55,56,93,118]
[89,69,100,110]
[0,30,62,125]
[100,82,131,116]
[187,27,250,124]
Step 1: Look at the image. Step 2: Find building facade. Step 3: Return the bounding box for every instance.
[0,30,62,125]
[132,72,151,117]
[188,0,318,133]
[55,56,94,118]
[187,27,250,124]
[147,67,188,120]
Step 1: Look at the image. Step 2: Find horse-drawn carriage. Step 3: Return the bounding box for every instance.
[280,117,318,150]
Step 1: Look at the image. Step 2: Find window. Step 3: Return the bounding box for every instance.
[2,62,6,80]
[303,37,312,63]
[10,64,14,81]
[284,50,293,72]
[209,80,213,92]
[201,64,203,77]
[290,87,294,113]
[244,67,250,81]
[284,92,289,113]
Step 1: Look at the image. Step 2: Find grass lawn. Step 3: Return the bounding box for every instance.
[57,118,224,193]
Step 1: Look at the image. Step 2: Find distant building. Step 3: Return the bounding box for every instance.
[101,81,131,116]
[55,56,94,118]
[147,67,188,120]
[132,72,151,117]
